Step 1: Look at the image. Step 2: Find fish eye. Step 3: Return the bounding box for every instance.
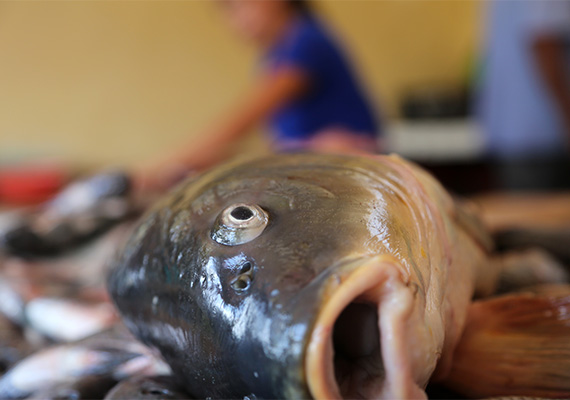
[230,206,254,221]
[211,204,268,246]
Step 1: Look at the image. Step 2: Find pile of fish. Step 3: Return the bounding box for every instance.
[0,222,186,399]
[0,172,186,399]
[1,153,570,399]
[0,171,132,257]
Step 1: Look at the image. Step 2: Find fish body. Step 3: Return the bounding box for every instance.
[24,297,117,342]
[0,222,134,327]
[2,171,132,257]
[0,314,32,374]
[108,154,500,399]
[24,375,117,400]
[0,325,170,399]
[104,375,189,400]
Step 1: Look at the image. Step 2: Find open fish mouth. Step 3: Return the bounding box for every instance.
[305,256,414,400]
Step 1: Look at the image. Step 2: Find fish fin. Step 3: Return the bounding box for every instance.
[453,198,494,253]
[452,199,505,297]
[442,287,570,398]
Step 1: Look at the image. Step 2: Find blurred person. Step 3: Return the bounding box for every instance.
[139,0,380,191]
[477,0,570,188]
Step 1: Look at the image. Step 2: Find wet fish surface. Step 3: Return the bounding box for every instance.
[104,375,189,400]
[1,171,132,257]
[0,314,32,374]
[0,324,170,399]
[24,297,117,342]
[24,375,117,400]
[107,154,567,399]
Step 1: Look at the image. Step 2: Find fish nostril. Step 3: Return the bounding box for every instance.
[239,262,252,274]
[230,206,254,221]
[141,388,170,396]
[231,275,252,292]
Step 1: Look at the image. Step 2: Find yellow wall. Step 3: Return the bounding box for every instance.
[0,0,481,169]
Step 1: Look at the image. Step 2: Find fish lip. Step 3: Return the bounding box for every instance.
[305,255,402,400]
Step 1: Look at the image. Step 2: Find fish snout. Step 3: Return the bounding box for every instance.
[305,255,420,400]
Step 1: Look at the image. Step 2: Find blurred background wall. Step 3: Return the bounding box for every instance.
[0,0,481,169]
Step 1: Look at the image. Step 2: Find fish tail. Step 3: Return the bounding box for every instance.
[442,285,570,399]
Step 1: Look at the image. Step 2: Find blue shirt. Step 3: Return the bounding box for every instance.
[478,0,570,159]
[264,15,379,143]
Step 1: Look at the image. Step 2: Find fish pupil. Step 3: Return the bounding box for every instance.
[231,206,254,221]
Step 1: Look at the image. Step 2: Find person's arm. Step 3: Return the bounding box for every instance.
[532,34,570,142]
[137,66,308,191]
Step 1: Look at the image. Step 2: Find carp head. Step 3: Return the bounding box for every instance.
[108,155,433,399]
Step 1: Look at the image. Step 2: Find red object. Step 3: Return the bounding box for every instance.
[0,163,68,205]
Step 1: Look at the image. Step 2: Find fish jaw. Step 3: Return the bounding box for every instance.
[305,255,430,400]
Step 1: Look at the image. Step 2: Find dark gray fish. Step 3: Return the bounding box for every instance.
[0,325,170,399]
[108,154,509,399]
[3,171,132,257]
[25,375,117,400]
[104,375,190,400]
[1,220,136,292]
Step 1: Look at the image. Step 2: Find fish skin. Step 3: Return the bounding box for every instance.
[104,375,190,400]
[0,222,135,328]
[24,297,118,342]
[0,341,135,399]
[108,154,501,399]
[0,324,169,399]
[0,314,32,374]
[25,375,118,400]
